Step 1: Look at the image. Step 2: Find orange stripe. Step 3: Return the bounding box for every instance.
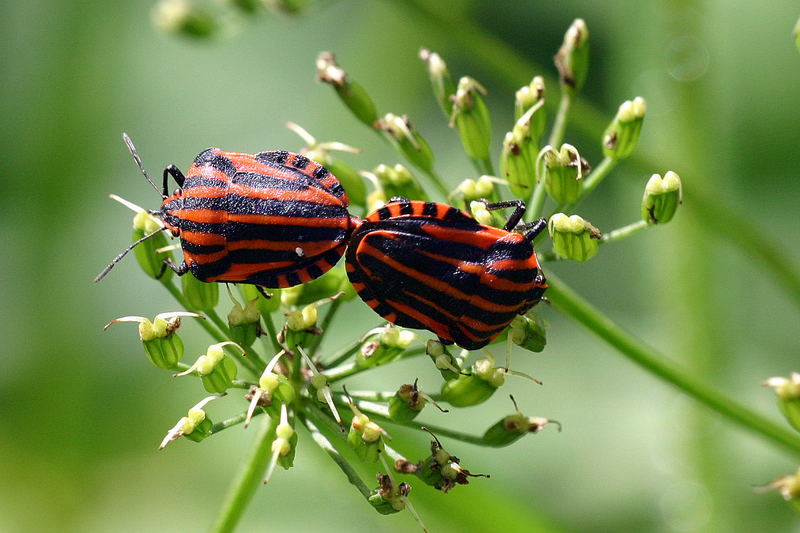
[385,298,451,340]
[187,166,230,182]
[479,272,535,292]
[226,239,332,257]
[416,249,484,275]
[173,209,227,224]
[420,223,506,249]
[229,182,338,206]
[227,213,349,228]
[185,250,228,264]
[179,231,225,246]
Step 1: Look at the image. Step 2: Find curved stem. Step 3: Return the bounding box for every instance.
[547,92,572,148]
[545,273,800,458]
[601,220,648,244]
[210,414,278,533]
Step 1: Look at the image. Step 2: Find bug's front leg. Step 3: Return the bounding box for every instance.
[477,199,527,231]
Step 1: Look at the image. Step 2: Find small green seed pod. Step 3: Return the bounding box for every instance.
[152,0,217,38]
[357,325,415,368]
[316,52,378,127]
[548,213,602,263]
[369,474,409,514]
[440,357,504,407]
[765,373,800,433]
[228,298,261,348]
[176,342,243,393]
[159,395,222,449]
[420,49,457,118]
[131,211,174,281]
[388,383,428,422]
[426,340,465,381]
[414,432,488,492]
[554,18,590,95]
[104,312,203,370]
[372,163,429,202]
[450,77,492,162]
[347,413,385,463]
[757,467,800,514]
[181,271,219,311]
[603,97,646,160]
[515,76,546,122]
[482,397,560,447]
[508,313,547,353]
[641,171,682,225]
[374,114,436,175]
[539,144,585,205]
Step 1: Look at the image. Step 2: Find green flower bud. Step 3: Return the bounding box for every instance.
[554,18,590,94]
[347,413,385,463]
[224,0,261,14]
[316,52,378,127]
[369,474,410,514]
[426,340,465,381]
[641,171,682,225]
[482,396,559,447]
[374,114,436,175]
[152,0,216,38]
[419,49,457,118]
[180,271,218,311]
[176,342,243,393]
[469,200,495,227]
[515,76,546,121]
[131,210,174,281]
[286,304,318,332]
[440,357,504,407]
[228,298,261,348]
[501,125,535,200]
[538,144,585,205]
[325,158,367,208]
[273,406,298,469]
[239,284,281,314]
[388,384,425,422]
[450,77,492,162]
[372,163,429,202]
[159,395,222,449]
[104,312,203,370]
[357,325,416,368]
[508,313,547,353]
[603,97,646,160]
[548,213,602,263]
[414,432,488,492]
[765,373,800,432]
[757,467,800,514]
[795,17,800,52]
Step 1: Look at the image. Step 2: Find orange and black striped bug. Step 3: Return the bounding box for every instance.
[345,198,547,350]
[95,134,360,288]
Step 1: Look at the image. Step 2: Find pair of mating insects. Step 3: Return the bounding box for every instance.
[97,135,548,351]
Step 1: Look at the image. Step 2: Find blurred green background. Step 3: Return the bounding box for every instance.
[2,0,799,531]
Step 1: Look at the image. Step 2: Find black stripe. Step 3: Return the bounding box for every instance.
[193,149,236,176]
[230,172,310,192]
[292,155,309,170]
[179,195,347,219]
[306,263,324,279]
[228,248,305,264]
[423,202,438,216]
[285,272,302,286]
[376,206,391,220]
[180,240,225,255]
[329,182,346,199]
[256,151,288,165]
[189,257,230,279]
[183,176,230,190]
[175,219,348,243]
[399,201,413,215]
[313,166,329,180]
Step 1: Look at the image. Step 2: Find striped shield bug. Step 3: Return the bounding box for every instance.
[345,198,547,350]
[95,134,360,288]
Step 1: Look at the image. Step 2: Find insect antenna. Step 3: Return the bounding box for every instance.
[122,133,166,199]
[93,226,168,283]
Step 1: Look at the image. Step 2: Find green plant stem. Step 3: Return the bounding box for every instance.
[528,180,548,222]
[579,156,617,200]
[260,312,282,355]
[421,168,450,198]
[210,414,278,533]
[601,220,648,244]
[302,405,372,500]
[162,279,260,376]
[547,92,572,148]
[471,155,495,176]
[210,409,264,434]
[334,395,487,446]
[545,273,800,458]
[324,337,364,367]
[324,346,426,382]
[400,0,800,308]
[308,297,343,359]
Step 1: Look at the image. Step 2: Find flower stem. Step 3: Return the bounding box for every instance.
[547,92,572,148]
[260,311,282,355]
[421,168,451,198]
[302,405,372,499]
[210,413,278,533]
[307,297,343,359]
[545,273,800,458]
[210,409,263,434]
[579,156,618,200]
[323,337,364,367]
[324,347,426,382]
[601,220,648,244]
[207,308,268,371]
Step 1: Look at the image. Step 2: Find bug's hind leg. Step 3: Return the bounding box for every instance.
[477,199,527,231]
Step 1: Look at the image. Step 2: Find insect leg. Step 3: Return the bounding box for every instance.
[163,165,185,196]
[163,258,190,276]
[520,218,547,243]
[477,199,527,231]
